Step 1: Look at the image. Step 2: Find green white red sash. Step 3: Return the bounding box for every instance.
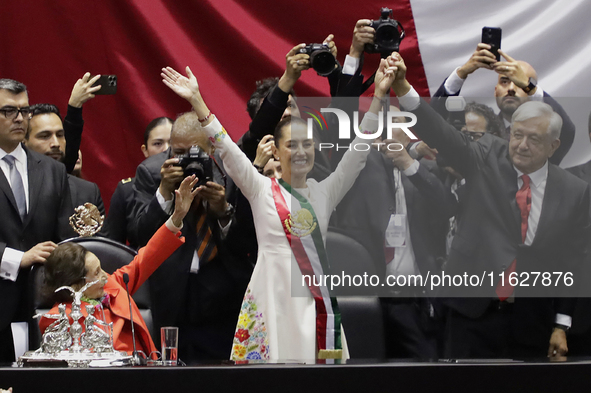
[271,178,342,360]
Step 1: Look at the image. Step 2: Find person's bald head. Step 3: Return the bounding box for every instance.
[170,111,213,156]
[518,60,537,80]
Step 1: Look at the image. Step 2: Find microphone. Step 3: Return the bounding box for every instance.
[123,273,143,365]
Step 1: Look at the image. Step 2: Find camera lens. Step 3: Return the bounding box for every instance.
[310,51,336,76]
[376,25,398,45]
[184,162,205,180]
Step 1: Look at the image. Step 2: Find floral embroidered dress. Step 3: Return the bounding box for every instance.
[202,116,376,361]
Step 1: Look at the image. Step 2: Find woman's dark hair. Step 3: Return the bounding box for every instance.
[144,117,173,146]
[273,116,307,148]
[42,243,89,303]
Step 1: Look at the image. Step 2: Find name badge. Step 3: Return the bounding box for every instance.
[385,214,406,247]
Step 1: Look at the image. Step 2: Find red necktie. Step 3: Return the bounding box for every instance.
[496,175,531,301]
[384,243,395,265]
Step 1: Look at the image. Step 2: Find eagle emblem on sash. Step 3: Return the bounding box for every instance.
[285,208,317,237]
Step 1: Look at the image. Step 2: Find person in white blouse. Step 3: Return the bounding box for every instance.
[159,55,398,361]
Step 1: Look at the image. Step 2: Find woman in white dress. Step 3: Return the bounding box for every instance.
[161,57,398,361]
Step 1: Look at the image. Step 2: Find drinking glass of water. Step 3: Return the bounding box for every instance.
[160,326,179,366]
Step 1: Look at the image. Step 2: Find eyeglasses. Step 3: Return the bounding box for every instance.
[461,130,485,141]
[0,106,31,120]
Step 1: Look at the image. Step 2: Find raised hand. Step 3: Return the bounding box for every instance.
[493,50,532,91]
[162,66,211,123]
[350,19,374,58]
[253,134,275,169]
[171,175,200,227]
[457,43,497,79]
[323,34,337,59]
[198,181,227,216]
[162,66,200,102]
[388,52,411,97]
[374,58,397,98]
[159,157,184,201]
[285,44,310,80]
[69,73,101,108]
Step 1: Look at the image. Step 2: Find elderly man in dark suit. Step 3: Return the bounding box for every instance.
[0,79,75,362]
[132,111,252,362]
[387,53,590,359]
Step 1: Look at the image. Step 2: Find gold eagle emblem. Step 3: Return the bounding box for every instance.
[285,208,317,237]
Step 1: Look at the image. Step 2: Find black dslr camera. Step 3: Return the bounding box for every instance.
[176,146,213,187]
[365,8,405,55]
[299,43,336,76]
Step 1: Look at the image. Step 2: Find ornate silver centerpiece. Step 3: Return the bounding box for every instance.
[18,281,131,368]
[19,204,127,367]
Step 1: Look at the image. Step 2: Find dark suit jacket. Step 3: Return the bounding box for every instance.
[63,105,84,175]
[431,78,575,165]
[103,177,138,249]
[67,174,105,216]
[0,145,75,330]
[131,149,252,356]
[335,149,453,287]
[409,100,590,347]
[567,159,591,334]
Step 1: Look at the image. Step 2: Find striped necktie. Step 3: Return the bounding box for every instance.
[195,204,218,264]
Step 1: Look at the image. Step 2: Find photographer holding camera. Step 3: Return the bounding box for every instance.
[131,108,253,362]
[241,34,338,181]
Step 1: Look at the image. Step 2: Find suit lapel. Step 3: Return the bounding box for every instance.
[531,164,562,246]
[67,175,77,208]
[24,147,43,228]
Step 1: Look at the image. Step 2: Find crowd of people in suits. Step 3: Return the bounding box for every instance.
[1,18,590,366]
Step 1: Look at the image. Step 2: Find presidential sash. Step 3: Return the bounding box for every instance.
[271,178,342,360]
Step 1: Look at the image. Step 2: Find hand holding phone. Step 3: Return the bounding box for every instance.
[91,75,117,95]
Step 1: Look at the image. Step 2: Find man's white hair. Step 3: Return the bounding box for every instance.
[512,101,562,141]
[171,111,211,149]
